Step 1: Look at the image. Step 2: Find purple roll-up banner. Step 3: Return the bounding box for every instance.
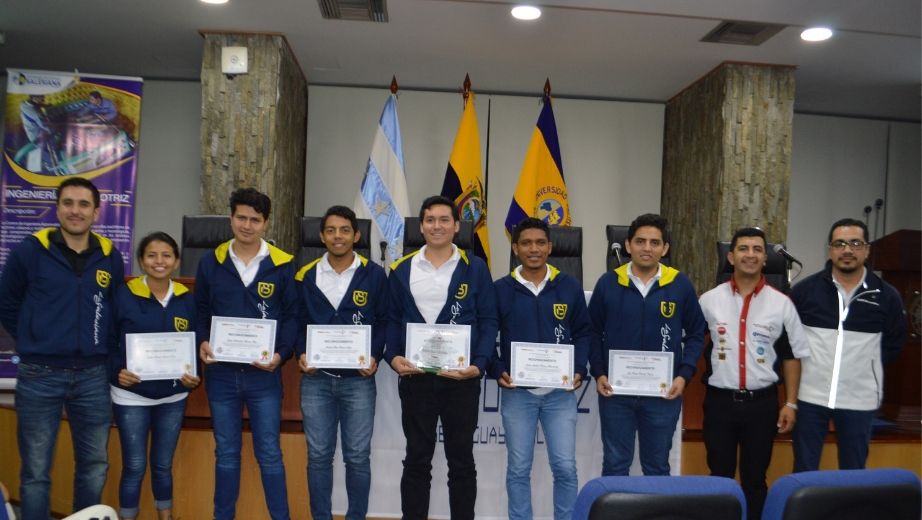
[0,68,143,383]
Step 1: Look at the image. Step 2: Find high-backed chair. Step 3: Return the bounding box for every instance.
[180,215,233,277]
[605,224,672,272]
[510,225,583,286]
[402,217,474,257]
[716,241,791,293]
[295,216,372,267]
[573,475,746,520]
[761,468,921,520]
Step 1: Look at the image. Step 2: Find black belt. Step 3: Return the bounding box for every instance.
[708,385,776,402]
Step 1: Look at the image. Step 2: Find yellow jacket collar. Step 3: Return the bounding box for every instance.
[34,227,113,256]
[127,276,190,298]
[510,264,560,282]
[615,263,679,287]
[215,240,293,266]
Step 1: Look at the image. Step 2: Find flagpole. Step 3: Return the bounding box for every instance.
[484,97,491,204]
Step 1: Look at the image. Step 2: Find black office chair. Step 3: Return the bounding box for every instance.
[510,226,583,286]
[606,224,672,271]
[180,215,233,277]
[295,216,372,267]
[402,217,474,257]
[716,241,791,293]
[573,475,746,520]
[762,469,921,520]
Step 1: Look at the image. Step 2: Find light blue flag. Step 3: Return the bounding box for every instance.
[354,94,410,266]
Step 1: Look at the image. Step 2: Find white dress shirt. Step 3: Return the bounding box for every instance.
[513,264,550,296]
[227,239,269,286]
[315,252,361,309]
[627,262,662,299]
[410,245,460,324]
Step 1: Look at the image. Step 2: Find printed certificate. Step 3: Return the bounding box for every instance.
[510,342,574,389]
[608,349,674,397]
[406,323,471,371]
[305,324,372,369]
[210,316,276,364]
[126,332,197,381]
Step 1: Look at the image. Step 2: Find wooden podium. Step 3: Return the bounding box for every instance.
[870,229,921,423]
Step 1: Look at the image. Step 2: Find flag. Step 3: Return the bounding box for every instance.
[504,95,570,235]
[440,92,491,267]
[354,94,410,266]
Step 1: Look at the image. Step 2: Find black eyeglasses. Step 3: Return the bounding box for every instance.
[829,239,869,250]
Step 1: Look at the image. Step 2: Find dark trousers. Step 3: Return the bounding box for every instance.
[703,386,778,520]
[398,373,480,520]
[792,399,875,472]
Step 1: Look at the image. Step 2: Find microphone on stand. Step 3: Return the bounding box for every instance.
[611,242,624,267]
[380,241,388,264]
[772,244,802,267]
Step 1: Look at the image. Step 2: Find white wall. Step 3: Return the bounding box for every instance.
[305,85,665,283]
[132,80,202,273]
[788,114,921,278]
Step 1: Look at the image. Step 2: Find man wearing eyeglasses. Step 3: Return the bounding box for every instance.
[790,218,906,472]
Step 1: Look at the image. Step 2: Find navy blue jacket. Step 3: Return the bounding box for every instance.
[194,240,298,367]
[0,227,124,367]
[588,263,706,383]
[491,266,592,380]
[384,248,498,375]
[111,277,197,399]
[295,254,388,377]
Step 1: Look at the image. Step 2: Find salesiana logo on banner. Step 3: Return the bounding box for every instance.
[1,68,143,272]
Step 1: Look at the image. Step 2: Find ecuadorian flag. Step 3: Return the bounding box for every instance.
[504,95,570,235]
[441,93,491,267]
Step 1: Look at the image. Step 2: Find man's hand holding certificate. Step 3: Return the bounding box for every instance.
[510,342,575,389]
[305,325,372,369]
[406,323,471,372]
[208,316,277,364]
[606,350,674,397]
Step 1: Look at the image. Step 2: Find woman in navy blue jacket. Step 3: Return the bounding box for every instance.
[110,232,199,520]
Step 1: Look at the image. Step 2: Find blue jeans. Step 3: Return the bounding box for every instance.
[792,399,875,472]
[15,363,111,520]
[501,388,578,520]
[598,394,682,476]
[113,398,187,518]
[206,365,290,520]
[300,373,376,520]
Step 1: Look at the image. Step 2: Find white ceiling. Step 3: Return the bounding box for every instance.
[1,0,919,120]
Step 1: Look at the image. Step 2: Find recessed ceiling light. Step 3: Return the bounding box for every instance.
[201,0,228,4]
[511,5,541,21]
[801,27,832,42]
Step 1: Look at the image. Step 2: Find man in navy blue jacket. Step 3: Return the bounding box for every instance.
[492,217,591,520]
[295,205,387,520]
[384,195,498,520]
[0,177,124,520]
[588,213,706,476]
[195,188,297,520]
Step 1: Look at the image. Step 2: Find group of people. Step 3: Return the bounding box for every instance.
[0,177,906,520]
